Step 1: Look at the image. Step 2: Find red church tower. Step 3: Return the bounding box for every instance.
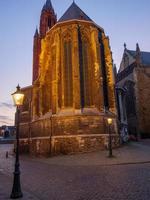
[32,0,57,83]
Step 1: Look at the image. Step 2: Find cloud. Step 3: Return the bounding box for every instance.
[0,102,13,109]
[0,102,15,126]
[0,116,11,120]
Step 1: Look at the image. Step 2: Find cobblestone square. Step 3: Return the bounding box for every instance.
[0,140,150,200]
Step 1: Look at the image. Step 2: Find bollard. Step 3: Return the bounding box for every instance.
[6,151,8,158]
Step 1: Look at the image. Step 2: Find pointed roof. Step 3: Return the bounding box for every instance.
[42,0,53,11]
[58,2,93,22]
[34,27,39,37]
[136,43,140,53]
[127,49,150,66]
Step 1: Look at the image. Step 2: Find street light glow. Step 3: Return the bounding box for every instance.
[12,85,24,106]
[107,118,113,125]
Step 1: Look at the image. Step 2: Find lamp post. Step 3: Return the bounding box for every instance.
[107,118,113,158]
[10,85,24,199]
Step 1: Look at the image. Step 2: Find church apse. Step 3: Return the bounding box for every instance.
[19,1,119,156]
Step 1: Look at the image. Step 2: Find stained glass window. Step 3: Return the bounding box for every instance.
[64,40,73,107]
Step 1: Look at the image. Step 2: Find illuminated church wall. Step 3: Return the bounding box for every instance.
[32,21,116,117]
[19,1,119,155]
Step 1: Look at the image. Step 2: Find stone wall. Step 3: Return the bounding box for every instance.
[134,67,150,137]
[51,134,119,155]
[19,134,120,156]
[19,114,119,155]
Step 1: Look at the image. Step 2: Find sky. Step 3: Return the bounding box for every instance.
[0,0,150,126]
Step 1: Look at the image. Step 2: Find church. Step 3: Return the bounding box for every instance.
[19,0,119,155]
[116,44,150,140]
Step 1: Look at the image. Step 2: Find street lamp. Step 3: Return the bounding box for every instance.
[107,117,113,158]
[10,85,24,199]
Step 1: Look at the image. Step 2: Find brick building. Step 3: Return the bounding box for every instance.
[19,0,119,155]
[116,43,150,139]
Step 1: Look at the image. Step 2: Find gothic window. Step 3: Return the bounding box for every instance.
[48,17,51,28]
[125,82,136,117]
[96,43,100,63]
[122,95,126,120]
[41,86,44,115]
[35,90,39,116]
[64,40,73,107]
[42,84,48,114]
[48,70,52,110]
[81,39,91,107]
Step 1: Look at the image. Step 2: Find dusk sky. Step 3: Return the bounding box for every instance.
[0,0,150,126]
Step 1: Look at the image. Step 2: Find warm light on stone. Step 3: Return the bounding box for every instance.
[17,1,119,156]
[107,118,113,125]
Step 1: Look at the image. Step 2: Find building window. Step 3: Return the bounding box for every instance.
[64,40,73,107]
[125,82,136,116]
[48,17,51,28]
[82,40,91,107]
[35,90,39,116]
[42,85,49,114]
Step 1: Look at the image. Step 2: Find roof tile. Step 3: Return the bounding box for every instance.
[58,2,92,22]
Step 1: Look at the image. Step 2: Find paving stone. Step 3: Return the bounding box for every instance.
[0,140,150,200]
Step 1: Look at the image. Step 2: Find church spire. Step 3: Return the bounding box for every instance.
[136,43,140,53]
[124,43,127,50]
[42,0,53,11]
[33,27,40,83]
[34,27,39,37]
[136,43,141,67]
[40,0,57,38]
[46,0,53,7]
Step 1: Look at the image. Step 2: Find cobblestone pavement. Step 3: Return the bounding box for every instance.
[0,140,150,200]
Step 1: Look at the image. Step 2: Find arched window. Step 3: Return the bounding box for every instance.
[35,90,39,116]
[64,40,73,107]
[42,84,49,114]
[81,39,91,107]
[48,17,51,28]
[40,85,45,115]
[125,81,136,116]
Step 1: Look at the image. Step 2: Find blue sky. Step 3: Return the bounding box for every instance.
[0,0,150,126]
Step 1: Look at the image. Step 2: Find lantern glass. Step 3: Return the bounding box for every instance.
[107,118,113,125]
[12,85,24,106]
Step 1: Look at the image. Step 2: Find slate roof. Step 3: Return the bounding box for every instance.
[58,2,93,22]
[42,0,53,11]
[127,50,150,66]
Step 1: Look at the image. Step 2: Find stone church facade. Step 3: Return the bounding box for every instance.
[19,0,118,155]
[116,44,150,139]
